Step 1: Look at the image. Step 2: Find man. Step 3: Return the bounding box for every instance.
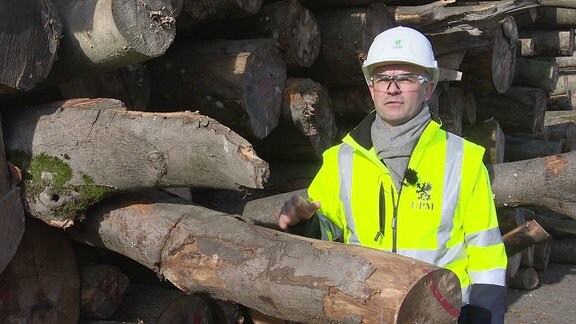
[278,26,507,323]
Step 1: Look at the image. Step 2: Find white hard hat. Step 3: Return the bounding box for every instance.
[362,26,439,85]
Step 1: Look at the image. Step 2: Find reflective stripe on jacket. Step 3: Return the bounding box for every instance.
[308,112,507,305]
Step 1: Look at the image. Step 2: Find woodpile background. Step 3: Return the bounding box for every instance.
[3,0,576,323]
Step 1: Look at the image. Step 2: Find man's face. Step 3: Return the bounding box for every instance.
[368,64,435,127]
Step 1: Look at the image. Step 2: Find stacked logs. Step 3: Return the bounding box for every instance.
[3,0,576,322]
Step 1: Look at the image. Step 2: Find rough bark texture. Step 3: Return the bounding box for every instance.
[463,119,506,164]
[438,87,465,135]
[504,135,563,161]
[47,0,176,85]
[147,39,286,139]
[518,28,575,57]
[79,263,130,319]
[2,98,269,227]
[68,192,462,323]
[513,57,559,92]
[179,0,262,25]
[0,219,80,323]
[0,0,62,93]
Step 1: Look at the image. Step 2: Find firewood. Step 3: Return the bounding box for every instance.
[508,267,539,290]
[0,0,62,93]
[502,220,551,257]
[463,119,506,164]
[303,3,395,86]
[513,57,559,92]
[2,98,269,227]
[438,87,465,135]
[253,78,337,162]
[0,219,80,323]
[459,16,518,93]
[0,114,25,274]
[46,0,177,85]
[68,192,463,323]
[146,38,286,139]
[518,28,575,57]
[504,134,562,161]
[59,64,150,111]
[79,263,130,319]
[476,86,546,134]
[497,207,527,234]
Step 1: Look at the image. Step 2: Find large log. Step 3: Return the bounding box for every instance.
[302,4,395,86]
[252,78,338,161]
[513,57,559,92]
[550,237,576,263]
[329,85,374,124]
[534,6,576,25]
[177,0,262,26]
[2,98,269,227]
[146,39,286,139]
[504,135,562,161]
[525,206,576,235]
[79,263,130,319]
[69,192,462,323]
[438,87,465,135]
[462,119,506,164]
[0,219,80,323]
[502,220,551,257]
[518,28,575,57]
[475,86,546,134]
[0,0,62,93]
[46,0,177,85]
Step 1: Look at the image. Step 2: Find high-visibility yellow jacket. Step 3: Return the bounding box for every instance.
[305,112,507,310]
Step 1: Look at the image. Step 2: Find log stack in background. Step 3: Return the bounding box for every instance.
[4,0,576,322]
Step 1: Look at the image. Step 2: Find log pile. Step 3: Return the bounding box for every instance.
[4,0,576,322]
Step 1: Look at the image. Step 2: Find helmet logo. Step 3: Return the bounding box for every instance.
[393,39,402,49]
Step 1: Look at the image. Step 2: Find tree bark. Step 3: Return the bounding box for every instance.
[513,57,559,92]
[0,0,62,93]
[69,192,463,323]
[46,0,177,85]
[533,237,553,272]
[2,98,269,227]
[388,0,456,28]
[518,28,575,57]
[504,134,562,161]
[475,86,546,134]
[59,64,150,111]
[329,85,374,124]
[497,207,527,234]
[147,39,286,139]
[438,87,465,135]
[0,113,25,274]
[525,206,576,235]
[0,219,80,323]
[534,6,576,25]
[178,0,262,26]
[303,4,395,86]
[507,267,539,290]
[550,237,576,263]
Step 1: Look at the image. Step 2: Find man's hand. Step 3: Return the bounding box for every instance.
[278,195,321,230]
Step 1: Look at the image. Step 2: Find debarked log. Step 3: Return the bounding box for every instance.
[2,98,269,227]
[68,192,463,323]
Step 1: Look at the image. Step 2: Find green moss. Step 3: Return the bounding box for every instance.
[6,150,32,170]
[28,153,73,190]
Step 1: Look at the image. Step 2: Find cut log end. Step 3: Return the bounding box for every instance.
[242,42,286,139]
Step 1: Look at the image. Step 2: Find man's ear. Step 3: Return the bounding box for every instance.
[423,82,436,101]
[368,84,376,100]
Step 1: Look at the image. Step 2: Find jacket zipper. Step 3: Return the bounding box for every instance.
[374,184,386,242]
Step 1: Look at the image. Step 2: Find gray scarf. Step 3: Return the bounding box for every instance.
[371,104,431,191]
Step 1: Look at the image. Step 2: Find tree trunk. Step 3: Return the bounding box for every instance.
[550,237,576,263]
[0,113,25,274]
[252,78,338,161]
[303,4,395,86]
[504,135,562,161]
[488,151,576,220]
[147,39,286,139]
[497,207,527,234]
[329,85,374,124]
[533,237,553,272]
[502,220,551,257]
[463,91,477,126]
[0,219,80,323]
[79,263,130,319]
[513,57,559,92]
[2,98,269,227]
[459,16,518,93]
[59,64,150,111]
[0,0,62,93]
[539,0,576,8]
[463,119,506,164]
[388,0,456,27]
[535,6,576,25]
[518,28,575,57]
[507,267,539,290]
[475,86,546,134]
[68,192,462,323]
[525,206,576,235]
[46,0,177,85]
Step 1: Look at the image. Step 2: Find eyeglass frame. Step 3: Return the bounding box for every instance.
[369,73,430,92]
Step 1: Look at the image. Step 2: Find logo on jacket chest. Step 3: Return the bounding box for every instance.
[411,181,434,211]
